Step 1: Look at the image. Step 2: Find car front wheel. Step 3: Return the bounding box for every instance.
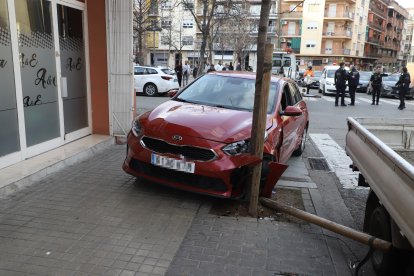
[293,127,307,156]
[144,83,158,96]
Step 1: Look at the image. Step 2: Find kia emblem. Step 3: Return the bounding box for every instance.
[172,135,182,141]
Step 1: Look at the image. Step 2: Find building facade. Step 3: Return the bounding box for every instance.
[0,0,133,169]
[140,0,279,71]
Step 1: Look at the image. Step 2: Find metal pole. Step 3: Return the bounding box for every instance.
[260,197,393,252]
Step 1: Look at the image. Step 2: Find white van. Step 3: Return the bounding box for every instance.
[319,65,349,95]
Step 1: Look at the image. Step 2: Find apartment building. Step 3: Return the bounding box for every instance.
[142,0,279,71]
[279,0,369,70]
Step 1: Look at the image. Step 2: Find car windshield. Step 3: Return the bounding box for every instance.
[384,75,399,82]
[175,75,279,113]
[161,68,175,75]
[359,72,371,81]
[314,71,322,77]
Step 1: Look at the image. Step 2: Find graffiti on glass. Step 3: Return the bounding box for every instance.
[66,57,82,71]
[20,53,38,68]
[23,95,43,107]
[35,68,57,89]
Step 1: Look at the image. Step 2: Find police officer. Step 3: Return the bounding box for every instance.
[368,66,386,105]
[334,62,348,106]
[395,67,411,110]
[348,66,360,106]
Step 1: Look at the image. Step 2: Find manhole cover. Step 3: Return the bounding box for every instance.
[308,158,331,171]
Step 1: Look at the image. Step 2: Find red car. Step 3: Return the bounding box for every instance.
[123,72,309,198]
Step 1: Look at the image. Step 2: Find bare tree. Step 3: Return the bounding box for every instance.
[179,0,245,76]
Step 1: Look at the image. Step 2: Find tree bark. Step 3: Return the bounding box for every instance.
[248,0,272,217]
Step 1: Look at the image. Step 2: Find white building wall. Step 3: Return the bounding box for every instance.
[300,0,325,55]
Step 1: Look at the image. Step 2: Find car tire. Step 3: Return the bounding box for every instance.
[322,85,327,96]
[144,83,158,96]
[318,87,322,93]
[292,127,307,156]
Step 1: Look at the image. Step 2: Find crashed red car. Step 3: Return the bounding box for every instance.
[123,72,309,198]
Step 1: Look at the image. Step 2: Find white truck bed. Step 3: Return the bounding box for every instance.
[346,117,414,247]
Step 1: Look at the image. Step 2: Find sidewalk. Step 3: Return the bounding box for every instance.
[0,139,356,275]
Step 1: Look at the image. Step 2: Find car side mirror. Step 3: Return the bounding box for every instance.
[282,106,302,117]
[168,89,179,98]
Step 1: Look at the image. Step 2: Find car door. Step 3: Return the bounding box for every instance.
[134,66,145,92]
[278,84,297,163]
[288,82,307,151]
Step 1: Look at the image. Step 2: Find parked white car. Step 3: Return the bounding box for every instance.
[134,65,179,96]
[319,65,349,95]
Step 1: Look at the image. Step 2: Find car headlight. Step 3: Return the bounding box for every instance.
[222,132,268,156]
[222,140,249,156]
[383,85,390,90]
[131,119,142,137]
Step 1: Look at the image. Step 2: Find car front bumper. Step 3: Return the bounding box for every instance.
[122,132,283,198]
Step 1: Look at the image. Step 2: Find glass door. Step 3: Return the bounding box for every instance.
[57,3,89,141]
[15,0,61,149]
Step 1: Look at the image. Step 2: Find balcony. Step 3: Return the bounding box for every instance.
[324,11,354,20]
[364,51,382,58]
[322,30,353,38]
[281,31,301,37]
[369,3,387,19]
[322,49,351,55]
[366,37,380,45]
[367,21,383,32]
[281,11,302,19]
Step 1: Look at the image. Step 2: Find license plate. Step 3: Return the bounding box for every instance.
[151,153,195,173]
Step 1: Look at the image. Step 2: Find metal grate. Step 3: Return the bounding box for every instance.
[308,158,331,171]
[141,136,217,161]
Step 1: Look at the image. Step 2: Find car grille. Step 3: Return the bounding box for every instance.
[130,158,227,192]
[141,136,216,162]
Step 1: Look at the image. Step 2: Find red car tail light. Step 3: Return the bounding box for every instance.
[161,76,173,81]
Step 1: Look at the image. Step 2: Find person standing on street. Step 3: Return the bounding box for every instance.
[348,66,360,106]
[228,62,234,70]
[368,66,385,105]
[334,62,348,106]
[303,66,314,94]
[192,64,198,78]
[182,61,190,86]
[395,67,411,110]
[174,62,183,88]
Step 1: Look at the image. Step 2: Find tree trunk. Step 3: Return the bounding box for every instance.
[248,0,272,217]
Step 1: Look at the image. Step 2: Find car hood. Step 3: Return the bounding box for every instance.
[383,80,397,87]
[141,100,274,143]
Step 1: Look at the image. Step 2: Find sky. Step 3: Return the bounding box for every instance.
[395,0,414,8]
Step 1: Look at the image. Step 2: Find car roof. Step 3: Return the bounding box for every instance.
[206,71,287,84]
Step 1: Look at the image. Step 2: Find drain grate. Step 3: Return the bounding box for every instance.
[308,157,331,171]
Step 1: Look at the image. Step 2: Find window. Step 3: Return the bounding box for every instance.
[161,20,171,29]
[183,1,194,10]
[147,68,158,74]
[249,4,261,15]
[182,19,193,28]
[134,67,145,75]
[182,36,193,46]
[307,21,318,30]
[305,41,316,48]
[161,36,170,45]
[288,83,302,104]
[161,1,172,9]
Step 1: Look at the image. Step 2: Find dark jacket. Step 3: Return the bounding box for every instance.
[395,73,411,90]
[175,64,183,76]
[334,68,348,87]
[348,69,360,87]
[370,72,386,87]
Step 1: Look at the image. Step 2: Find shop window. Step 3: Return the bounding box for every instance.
[0,0,20,157]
